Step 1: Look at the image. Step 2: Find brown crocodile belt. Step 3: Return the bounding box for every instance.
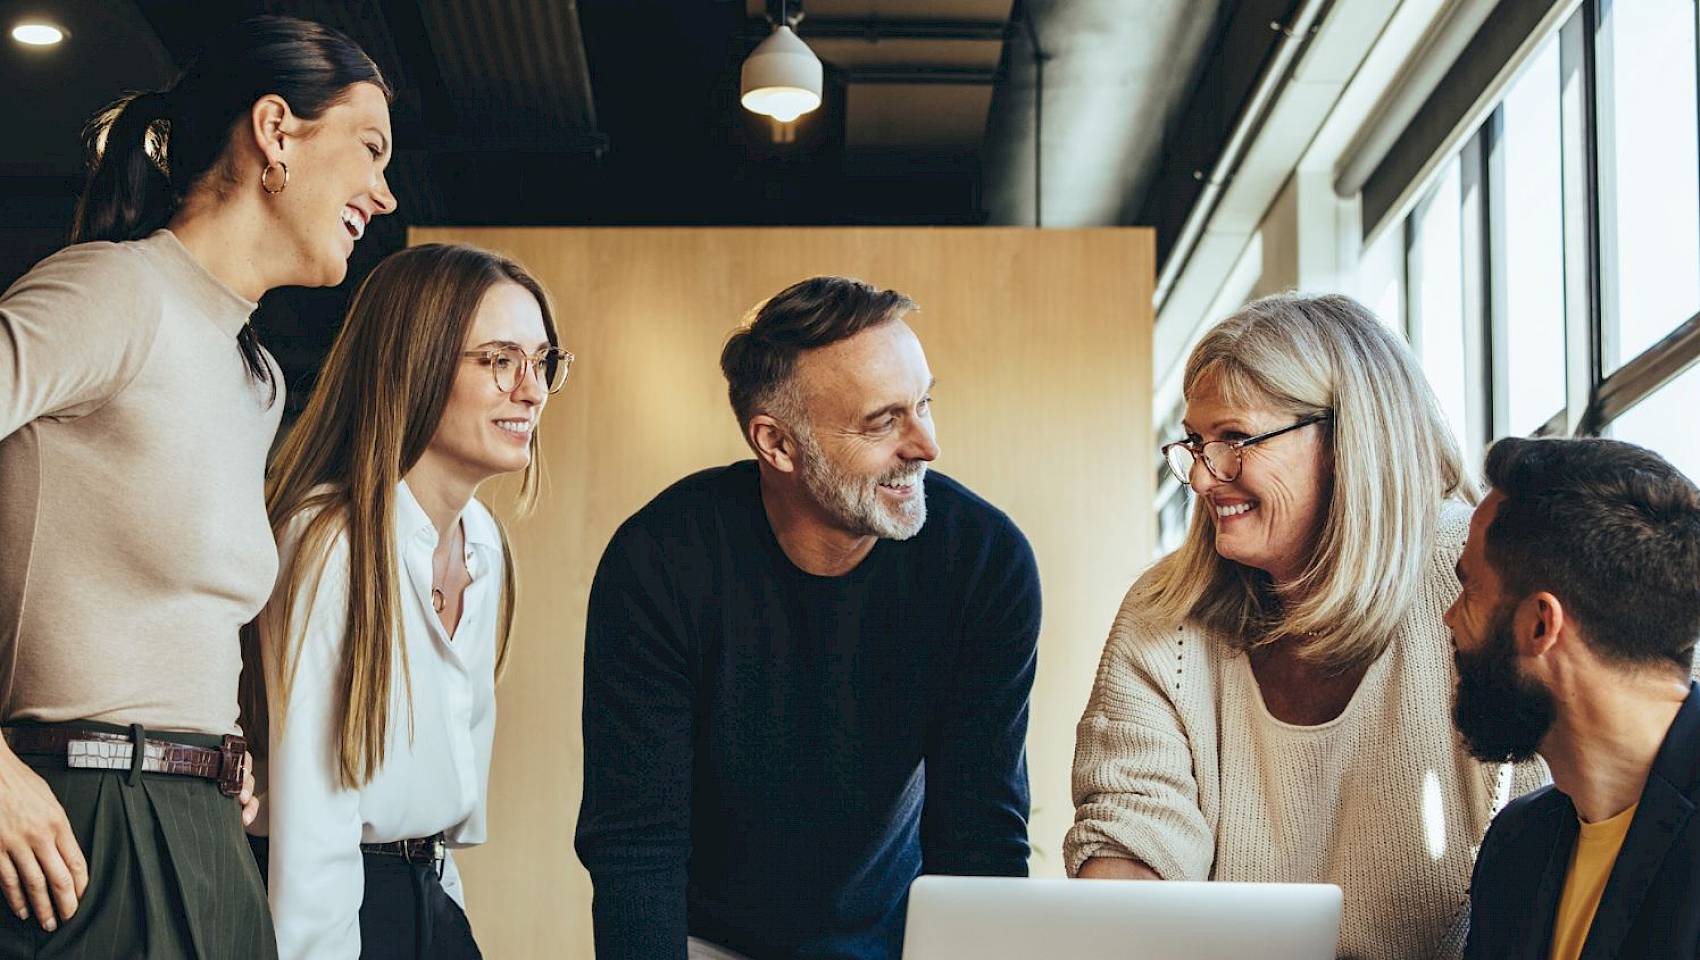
[362,833,447,867]
[2,726,247,798]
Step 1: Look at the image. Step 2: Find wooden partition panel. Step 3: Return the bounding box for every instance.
[408,227,1154,957]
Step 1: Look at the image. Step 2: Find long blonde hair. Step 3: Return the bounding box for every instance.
[241,243,556,788]
[1137,293,1476,670]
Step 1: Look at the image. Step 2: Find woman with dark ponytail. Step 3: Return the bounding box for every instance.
[0,15,395,957]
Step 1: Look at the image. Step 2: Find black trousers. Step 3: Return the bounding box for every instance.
[0,721,277,960]
[249,836,481,959]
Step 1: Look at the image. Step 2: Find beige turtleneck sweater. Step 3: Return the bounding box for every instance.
[0,229,283,735]
[1065,501,1548,959]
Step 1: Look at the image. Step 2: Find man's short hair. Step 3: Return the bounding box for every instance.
[720,276,916,429]
[1483,436,1700,672]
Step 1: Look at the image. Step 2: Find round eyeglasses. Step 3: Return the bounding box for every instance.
[460,345,575,395]
[1161,413,1332,486]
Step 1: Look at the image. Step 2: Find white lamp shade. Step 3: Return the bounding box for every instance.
[740,25,822,123]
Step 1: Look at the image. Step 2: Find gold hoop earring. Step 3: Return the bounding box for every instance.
[261,160,289,195]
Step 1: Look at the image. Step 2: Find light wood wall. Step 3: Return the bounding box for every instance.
[409,226,1155,957]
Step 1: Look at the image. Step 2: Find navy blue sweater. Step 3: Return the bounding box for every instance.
[575,461,1039,959]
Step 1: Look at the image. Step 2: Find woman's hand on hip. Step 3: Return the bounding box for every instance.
[237,753,258,826]
[0,742,86,931]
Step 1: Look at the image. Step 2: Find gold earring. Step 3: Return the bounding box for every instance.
[261,160,289,195]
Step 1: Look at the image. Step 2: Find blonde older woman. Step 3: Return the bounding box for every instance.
[1066,293,1545,959]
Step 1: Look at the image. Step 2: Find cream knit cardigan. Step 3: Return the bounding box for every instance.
[1065,501,1547,960]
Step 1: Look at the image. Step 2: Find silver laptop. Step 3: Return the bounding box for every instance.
[901,876,1342,960]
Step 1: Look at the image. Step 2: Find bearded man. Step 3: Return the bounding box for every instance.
[574,276,1041,960]
[1445,436,1700,960]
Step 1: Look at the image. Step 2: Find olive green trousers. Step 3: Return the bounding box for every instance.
[0,722,275,959]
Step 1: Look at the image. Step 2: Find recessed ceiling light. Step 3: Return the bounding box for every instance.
[12,23,66,46]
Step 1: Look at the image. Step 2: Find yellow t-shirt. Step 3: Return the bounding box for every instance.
[1549,802,1639,960]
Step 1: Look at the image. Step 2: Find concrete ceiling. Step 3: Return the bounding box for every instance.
[982,0,1225,227]
[0,0,1256,399]
[0,0,1242,232]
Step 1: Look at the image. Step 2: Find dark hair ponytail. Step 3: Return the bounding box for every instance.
[71,91,176,244]
[70,15,391,397]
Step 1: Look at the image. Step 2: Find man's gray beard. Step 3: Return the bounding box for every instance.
[792,421,927,540]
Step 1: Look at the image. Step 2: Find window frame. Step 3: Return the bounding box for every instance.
[1400,0,1700,452]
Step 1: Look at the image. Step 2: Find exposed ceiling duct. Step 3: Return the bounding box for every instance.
[981,0,1223,227]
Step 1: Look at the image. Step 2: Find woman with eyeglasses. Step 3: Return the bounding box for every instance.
[243,243,571,959]
[1065,293,1546,958]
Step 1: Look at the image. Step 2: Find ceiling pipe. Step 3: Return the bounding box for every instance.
[1153,0,1331,312]
[1020,7,1048,227]
[743,19,1006,42]
[981,0,1221,229]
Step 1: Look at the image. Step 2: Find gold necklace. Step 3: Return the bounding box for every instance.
[431,525,458,613]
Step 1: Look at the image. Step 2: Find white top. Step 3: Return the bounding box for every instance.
[1065,501,1548,960]
[252,480,503,960]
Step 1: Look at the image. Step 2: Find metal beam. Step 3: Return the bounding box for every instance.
[847,67,998,86]
[1585,311,1700,431]
[746,18,1006,43]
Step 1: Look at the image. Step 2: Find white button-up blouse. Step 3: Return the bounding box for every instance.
[250,480,502,960]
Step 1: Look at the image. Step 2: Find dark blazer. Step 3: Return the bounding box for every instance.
[1464,681,1700,960]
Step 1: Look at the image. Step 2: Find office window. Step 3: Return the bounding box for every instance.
[1408,156,1471,448]
[1457,133,1490,454]
[1156,478,1191,557]
[1167,0,1700,527]
[1358,221,1407,331]
[1596,0,1700,372]
[1608,363,1700,482]
[1490,38,1568,437]
[1385,5,1700,457]
[1154,403,1191,557]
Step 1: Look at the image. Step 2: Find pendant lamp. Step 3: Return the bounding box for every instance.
[741,16,822,124]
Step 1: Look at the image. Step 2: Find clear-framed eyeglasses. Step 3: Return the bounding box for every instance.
[1161,412,1332,486]
[460,345,575,395]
